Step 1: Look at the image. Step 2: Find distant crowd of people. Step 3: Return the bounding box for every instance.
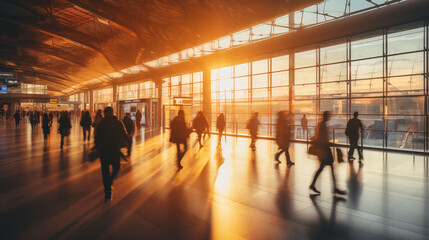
[2,106,364,200]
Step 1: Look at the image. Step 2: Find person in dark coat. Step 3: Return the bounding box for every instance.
[309,111,346,195]
[49,111,54,125]
[92,110,103,142]
[123,112,135,157]
[135,110,142,130]
[80,111,92,141]
[192,111,209,148]
[170,110,191,170]
[95,107,130,200]
[247,112,260,149]
[216,113,226,148]
[13,110,21,127]
[42,113,51,140]
[58,111,72,149]
[346,111,364,162]
[275,111,295,167]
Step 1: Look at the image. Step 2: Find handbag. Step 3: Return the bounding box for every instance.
[308,145,320,156]
[336,148,344,163]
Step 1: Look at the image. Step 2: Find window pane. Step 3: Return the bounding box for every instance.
[294,84,316,99]
[351,33,383,60]
[272,71,289,87]
[320,42,347,64]
[272,86,288,100]
[320,82,347,98]
[252,74,268,88]
[351,58,383,80]
[387,52,424,76]
[320,63,347,82]
[252,88,268,100]
[235,63,249,77]
[272,54,289,71]
[351,98,383,115]
[295,49,316,68]
[295,67,316,84]
[387,96,424,115]
[235,76,249,90]
[320,99,348,114]
[388,24,424,54]
[252,59,268,74]
[388,75,424,96]
[351,79,383,97]
[293,100,316,113]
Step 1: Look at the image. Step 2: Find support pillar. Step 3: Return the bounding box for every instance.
[203,69,212,125]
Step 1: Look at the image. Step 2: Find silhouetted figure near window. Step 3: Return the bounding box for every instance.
[346,112,363,163]
[170,110,191,170]
[13,110,21,127]
[247,112,260,150]
[275,111,295,167]
[58,111,72,149]
[49,111,54,125]
[92,110,103,142]
[192,111,209,148]
[301,114,308,140]
[95,107,130,200]
[42,113,51,140]
[216,113,226,148]
[135,110,142,130]
[123,112,135,157]
[80,111,92,141]
[309,111,346,195]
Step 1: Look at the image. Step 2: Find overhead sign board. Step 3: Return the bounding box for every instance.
[119,99,146,104]
[173,97,192,106]
[49,98,58,104]
[0,73,17,79]
[0,79,19,86]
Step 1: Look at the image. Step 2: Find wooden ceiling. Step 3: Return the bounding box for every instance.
[0,0,319,95]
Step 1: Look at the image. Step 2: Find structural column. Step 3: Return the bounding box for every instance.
[157,82,162,128]
[112,84,118,116]
[202,69,212,124]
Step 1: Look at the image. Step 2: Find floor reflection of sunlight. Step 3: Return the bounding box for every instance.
[214,160,232,195]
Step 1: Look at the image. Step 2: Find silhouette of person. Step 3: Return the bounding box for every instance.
[123,112,135,157]
[92,110,103,142]
[170,110,191,170]
[301,114,308,140]
[49,111,54,125]
[216,113,226,148]
[80,111,92,141]
[345,112,363,162]
[192,111,209,148]
[58,111,72,149]
[247,112,260,149]
[42,112,51,140]
[95,107,130,200]
[309,111,346,195]
[135,110,142,130]
[275,111,295,167]
[13,110,21,127]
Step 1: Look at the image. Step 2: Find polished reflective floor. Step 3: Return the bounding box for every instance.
[1,117,429,240]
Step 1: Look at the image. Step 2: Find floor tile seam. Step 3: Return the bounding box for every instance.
[373,216,429,235]
[362,216,429,239]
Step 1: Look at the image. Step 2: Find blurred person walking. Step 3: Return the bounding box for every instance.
[123,112,135,157]
[275,111,295,167]
[42,113,51,140]
[95,107,130,200]
[301,114,308,140]
[13,110,21,127]
[216,113,226,148]
[309,111,346,195]
[170,110,191,170]
[49,111,54,125]
[192,111,209,148]
[346,112,364,163]
[92,110,103,141]
[80,111,92,141]
[247,112,260,150]
[135,110,142,130]
[58,111,72,149]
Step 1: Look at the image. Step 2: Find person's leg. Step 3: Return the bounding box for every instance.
[83,128,86,140]
[87,128,91,141]
[275,149,285,161]
[176,143,183,169]
[285,148,295,166]
[111,158,120,181]
[310,162,325,193]
[61,135,64,149]
[127,136,132,156]
[100,159,111,197]
[357,137,363,160]
[348,137,356,159]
